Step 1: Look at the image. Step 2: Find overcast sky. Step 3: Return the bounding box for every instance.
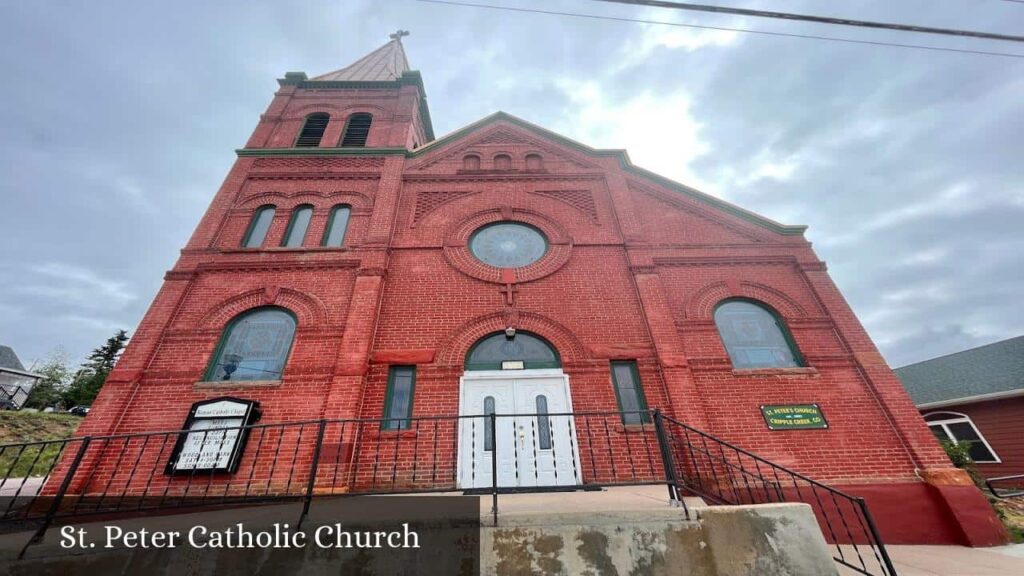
[1,0,1022,369]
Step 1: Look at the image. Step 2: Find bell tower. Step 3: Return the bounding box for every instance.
[244,31,433,150]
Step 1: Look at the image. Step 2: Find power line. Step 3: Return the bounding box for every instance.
[413,0,1024,58]
[592,0,1024,43]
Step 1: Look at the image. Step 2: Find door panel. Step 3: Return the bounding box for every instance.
[459,373,580,489]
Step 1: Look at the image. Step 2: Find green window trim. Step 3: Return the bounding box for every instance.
[280,204,313,248]
[610,360,651,424]
[464,331,561,371]
[713,298,806,369]
[203,306,297,382]
[321,204,352,247]
[382,365,416,430]
[295,113,330,147]
[242,205,276,248]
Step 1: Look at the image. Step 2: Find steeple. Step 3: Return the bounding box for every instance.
[312,31,411,82]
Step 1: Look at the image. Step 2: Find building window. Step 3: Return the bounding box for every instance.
[525,154,543,171]
[536,395,551,450]
[463,154,481,170]
[242,205,276,248]
[205,307,296,382]
[469,222,548,269]
[322,204,351,247]
[296,113,329,147]
[281,204,313,248]
[493,154,512,170]
[924,412,1000,463]
[465,331,560,371]
[714,299,803,369]
[610,361,650,424]
[382,366,416,430]
[341,113,372,147]
[483,396,495,452]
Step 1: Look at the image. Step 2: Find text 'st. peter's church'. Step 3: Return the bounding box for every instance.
[78,34,1004,545]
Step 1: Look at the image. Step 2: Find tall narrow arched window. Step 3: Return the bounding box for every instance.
[322,204,351,247]
[296,113,329,147]
[242,205,276,248]
[463,154,481,171]
[714,299,803,369]
[205,307,296,382]
[341,113,372,147]
[281,204,313,247]
[493,154,512,170]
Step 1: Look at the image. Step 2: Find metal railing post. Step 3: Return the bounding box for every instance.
[857,497,898,576]
[490,413,498,526]
[20,436,92,559]
[652,410,682,505]
[297,420,327,529]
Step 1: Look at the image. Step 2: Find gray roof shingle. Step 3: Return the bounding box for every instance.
[0,345,27,372]
[894,336,1024,405]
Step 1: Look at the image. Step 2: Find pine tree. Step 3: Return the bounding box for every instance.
[62,330,129,407]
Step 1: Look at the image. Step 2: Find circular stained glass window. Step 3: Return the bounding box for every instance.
[469,222,548,268]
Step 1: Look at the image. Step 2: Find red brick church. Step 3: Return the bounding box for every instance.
[76,34,1003,545]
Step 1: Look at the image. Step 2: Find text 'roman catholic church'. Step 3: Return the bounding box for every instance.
[77,34,1005,546]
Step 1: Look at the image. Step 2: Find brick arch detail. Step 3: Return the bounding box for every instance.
[443,208,572,284]
[686,281,807,320]
[283,104,347,120]
[238,190,371,211]
[199,287,329,329]
[435,312,587,367]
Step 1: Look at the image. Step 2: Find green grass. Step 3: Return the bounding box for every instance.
[0,411,81,477]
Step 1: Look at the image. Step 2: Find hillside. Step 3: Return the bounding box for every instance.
[0,410,80,444]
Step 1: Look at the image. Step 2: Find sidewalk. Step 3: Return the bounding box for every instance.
[838,543,1024,576]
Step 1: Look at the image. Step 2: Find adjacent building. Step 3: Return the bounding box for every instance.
[896,336,1024,491]
[0,345,42,409]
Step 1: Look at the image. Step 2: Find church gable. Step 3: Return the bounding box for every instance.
[406,121,601,173]
[627,181,773,244]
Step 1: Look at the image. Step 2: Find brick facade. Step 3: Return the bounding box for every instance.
[75,44,1005,545]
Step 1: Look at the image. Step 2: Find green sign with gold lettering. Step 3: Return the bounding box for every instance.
[760,404,828,430]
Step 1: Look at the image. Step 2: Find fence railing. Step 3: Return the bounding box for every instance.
[659,414,897,576]
[0,410,895,575]
[986,474,1024,499]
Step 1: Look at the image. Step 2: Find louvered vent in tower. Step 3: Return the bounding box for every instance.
[295,113,329,147]
[341,114,373,147]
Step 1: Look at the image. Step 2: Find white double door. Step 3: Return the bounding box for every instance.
[458,370,581,489]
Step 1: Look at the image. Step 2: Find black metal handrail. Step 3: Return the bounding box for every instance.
[0,409,896,575]
[659,414,897,576]
[986,474,1024,498]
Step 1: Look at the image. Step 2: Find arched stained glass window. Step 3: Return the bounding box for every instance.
[322,204,351,247]
[536,395,551,450]
[282,205,313,247]
[205,307,296,382]
[242,205,276,248]
[465,331,560,371]
[714,300,803,369]
[484,396,495,452]
[296,113,329,147]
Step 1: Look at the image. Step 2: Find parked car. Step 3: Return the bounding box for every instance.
[69,406,90,416]
[0,399,18,411]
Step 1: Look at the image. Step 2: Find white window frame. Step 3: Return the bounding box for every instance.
[924,411,1001,464]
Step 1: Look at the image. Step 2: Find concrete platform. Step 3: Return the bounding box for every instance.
[481,484,705,518]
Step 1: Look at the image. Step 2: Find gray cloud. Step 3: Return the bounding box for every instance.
[0,0,1021,369]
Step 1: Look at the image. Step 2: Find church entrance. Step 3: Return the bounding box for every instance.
[456,330,581,490]
[458,369,580,489]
